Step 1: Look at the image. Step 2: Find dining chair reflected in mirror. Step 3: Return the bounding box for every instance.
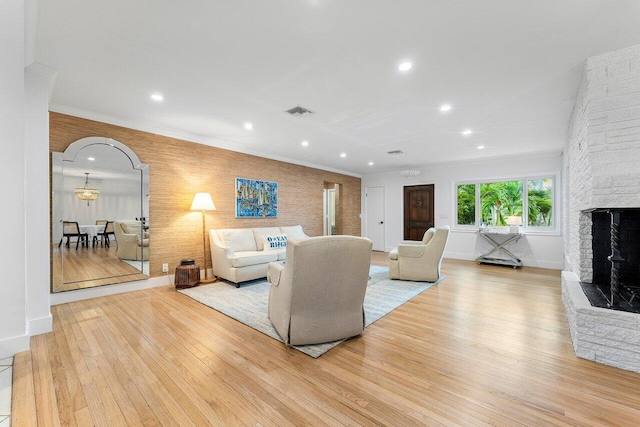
[95,220,114,248]
[136,217,149,230]
[104,220,116,244]
[59,221,89,250]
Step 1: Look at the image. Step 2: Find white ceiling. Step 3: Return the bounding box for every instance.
[36,1,640,176]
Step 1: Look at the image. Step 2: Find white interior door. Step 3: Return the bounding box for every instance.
[366,186,385,251]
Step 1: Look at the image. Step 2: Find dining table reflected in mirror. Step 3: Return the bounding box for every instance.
[51,137,149,292]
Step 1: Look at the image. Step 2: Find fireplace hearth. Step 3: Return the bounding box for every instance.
[580,208,640,313]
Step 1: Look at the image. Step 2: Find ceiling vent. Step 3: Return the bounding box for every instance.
[285,105,314,116]
[387,150,404,155]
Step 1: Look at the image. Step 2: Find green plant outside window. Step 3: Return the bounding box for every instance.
[456,177,554,228]
[457,184,476,225]
[480,180,522,226]
[527,178,553,226]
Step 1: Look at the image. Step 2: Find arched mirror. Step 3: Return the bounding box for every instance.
[52,137,149,292]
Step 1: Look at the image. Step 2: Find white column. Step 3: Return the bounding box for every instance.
[25,63,57,336]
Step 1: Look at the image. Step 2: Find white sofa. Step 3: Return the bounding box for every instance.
[209,225,309,287]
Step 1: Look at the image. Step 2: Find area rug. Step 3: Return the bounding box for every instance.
[179,266,444,358]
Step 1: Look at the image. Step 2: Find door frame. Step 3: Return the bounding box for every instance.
[323,187,337,236]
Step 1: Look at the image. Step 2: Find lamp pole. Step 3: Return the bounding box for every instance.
[200,209,215,283]
[190,192,216,284]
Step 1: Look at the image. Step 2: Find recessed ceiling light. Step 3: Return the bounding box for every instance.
[301,140,309,147]
[398,62,412,71]
[340,153,347,158]
[462,129,473,136]
[150,93,163,102]
[440,104,452,112]
[368,162,374,166]
[477,145,485,150]
[87,157,95,161]
[244,122,254,130]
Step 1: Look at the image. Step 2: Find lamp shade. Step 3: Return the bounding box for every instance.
[190,192,216,211]
[506,216,522,226]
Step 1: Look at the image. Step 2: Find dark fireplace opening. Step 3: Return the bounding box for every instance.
[580,208,640,313]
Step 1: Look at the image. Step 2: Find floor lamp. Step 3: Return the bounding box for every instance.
[191,192,217,284]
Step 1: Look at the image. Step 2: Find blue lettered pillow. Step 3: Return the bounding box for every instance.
[263,234,287,250]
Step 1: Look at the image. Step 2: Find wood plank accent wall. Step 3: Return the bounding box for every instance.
[49,112,361,278]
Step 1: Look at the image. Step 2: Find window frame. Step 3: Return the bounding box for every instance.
[453,172,560,235]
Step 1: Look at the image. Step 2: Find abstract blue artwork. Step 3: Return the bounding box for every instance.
[235,178,278,218]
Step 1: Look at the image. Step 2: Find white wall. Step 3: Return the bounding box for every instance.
[362,152,564,270]
[0,0,55,358]
[0,0,30,357]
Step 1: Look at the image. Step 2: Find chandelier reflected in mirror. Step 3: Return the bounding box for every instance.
[74,172,100,205]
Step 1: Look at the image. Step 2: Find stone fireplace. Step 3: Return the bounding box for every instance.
[562,44,640,373]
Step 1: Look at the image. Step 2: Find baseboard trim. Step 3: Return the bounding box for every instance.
[0,334,30,359]
[50,275,172,306]
[29,314,53,336]
[445,251,563,270]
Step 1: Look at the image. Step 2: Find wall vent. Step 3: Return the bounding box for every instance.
[387,150,404,155]
[285,105,314,116]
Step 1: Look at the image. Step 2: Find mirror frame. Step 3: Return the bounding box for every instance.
[51,137,149,292]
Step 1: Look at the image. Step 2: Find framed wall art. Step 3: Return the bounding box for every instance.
[235,178,278,218]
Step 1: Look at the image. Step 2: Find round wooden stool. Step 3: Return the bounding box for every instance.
[174,259,200,289]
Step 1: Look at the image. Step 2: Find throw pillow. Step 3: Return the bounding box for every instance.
[263,234,287,250]
[279,225,306,239]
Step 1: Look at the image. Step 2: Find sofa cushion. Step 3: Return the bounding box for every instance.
[280,225,306,239]
[263,234,287,250]
[121,222,144,235]
[222,228,257,252]
[253,227,282,251]
[230,251,278,268]
[276,249,286,261]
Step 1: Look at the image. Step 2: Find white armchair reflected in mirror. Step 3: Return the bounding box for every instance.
[51,137,149,292]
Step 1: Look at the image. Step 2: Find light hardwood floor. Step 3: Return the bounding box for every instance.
[13,256,640,426]
[52,243,147,292]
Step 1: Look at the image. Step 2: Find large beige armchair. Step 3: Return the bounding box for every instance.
[267,235,373,346]
[114,220,149,261]
[389,225,449,282]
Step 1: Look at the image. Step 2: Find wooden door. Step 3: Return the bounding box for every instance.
[403,184,434,240]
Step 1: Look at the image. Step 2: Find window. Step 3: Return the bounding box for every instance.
[457,184,476,225]
[456,176,555,230]
[527,178,553,227]
[480,180,522,226]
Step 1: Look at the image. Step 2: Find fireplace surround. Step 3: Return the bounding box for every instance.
[562,43,640,373]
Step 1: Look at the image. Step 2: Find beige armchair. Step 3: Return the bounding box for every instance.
[389,226,449,282]
[267,235,373,346]
[114,220,149,261]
